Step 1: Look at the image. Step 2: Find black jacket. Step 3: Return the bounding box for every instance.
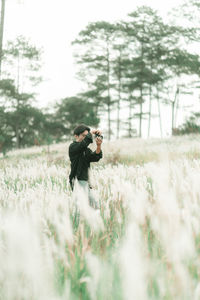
[68,132,102,188]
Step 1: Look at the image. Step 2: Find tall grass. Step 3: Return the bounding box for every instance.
[0,135,200,299]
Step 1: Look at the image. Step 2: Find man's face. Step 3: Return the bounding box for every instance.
[75,130,88,142]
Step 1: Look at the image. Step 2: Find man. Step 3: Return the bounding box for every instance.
[68,124,103,208]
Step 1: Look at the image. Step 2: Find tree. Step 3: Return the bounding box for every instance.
[168,0,200,133]
[70,5,200,138]
[112,23,131,138]
[0,106,13,155]
[72,21,116,140]
[0,36,43,149]
[6,105,46,148]
[123,7,168,137]
[173,112,200,135]
[55,96,100,136]
[3,35,42,93]
[161,47,200,133]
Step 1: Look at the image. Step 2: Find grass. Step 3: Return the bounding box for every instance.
[0,135,200,299]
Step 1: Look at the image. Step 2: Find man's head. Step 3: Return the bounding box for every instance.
[74,124,90,142]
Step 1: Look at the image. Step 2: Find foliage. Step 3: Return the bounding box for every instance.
[173,113,200,135]
[55,96,100,135]
[72,5,200,138]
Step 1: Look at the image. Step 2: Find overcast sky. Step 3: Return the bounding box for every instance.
[3,0,185,106]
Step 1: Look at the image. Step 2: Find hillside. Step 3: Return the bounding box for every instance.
[0,135,200,299]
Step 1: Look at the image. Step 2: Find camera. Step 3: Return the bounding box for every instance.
[95,133,103,139]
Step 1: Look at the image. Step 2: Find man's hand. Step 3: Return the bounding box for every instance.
[94,131,103,154]
[91,129,102,136]
[95,136,103,146]
[90,129,103,153]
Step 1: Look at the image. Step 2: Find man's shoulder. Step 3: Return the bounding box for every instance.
[69,141,76,147]
[68,141,77,153]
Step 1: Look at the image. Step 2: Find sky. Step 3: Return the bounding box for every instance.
[2,0,196,137]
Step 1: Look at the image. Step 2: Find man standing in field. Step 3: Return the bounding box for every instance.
[68,124,103,209]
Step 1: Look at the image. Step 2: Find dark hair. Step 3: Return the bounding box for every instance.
[73,124,90,136]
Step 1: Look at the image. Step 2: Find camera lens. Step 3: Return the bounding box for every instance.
[95,134,103,139]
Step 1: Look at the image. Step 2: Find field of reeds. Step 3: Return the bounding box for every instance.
[1,135,200,300]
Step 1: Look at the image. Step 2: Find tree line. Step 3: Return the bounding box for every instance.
[0,1,200,154]
[0,35,100,154]
[72,4,200,139]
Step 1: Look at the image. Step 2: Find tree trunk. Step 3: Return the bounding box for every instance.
[106,38,111,140]
[0,0,6,78]
[171,101,175,134]
[156,90,163,138]
[139,40,144,138]
[174,88,180,128]
[17,53,20,92]
[171,86,179,134]
[128,95,132,138]
[148,84,152,137]
[117,50,122,139]
[16,124,20,149]
[139,87,143,138]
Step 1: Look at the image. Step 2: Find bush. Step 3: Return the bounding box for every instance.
[173,114,200,135]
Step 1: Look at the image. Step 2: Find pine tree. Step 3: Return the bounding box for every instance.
[72,21,116,140]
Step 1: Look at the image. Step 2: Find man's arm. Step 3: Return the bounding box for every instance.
[69,132,93,155]
[88,136,103,162]
[88,150,103,162]
[96,144,101,154]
